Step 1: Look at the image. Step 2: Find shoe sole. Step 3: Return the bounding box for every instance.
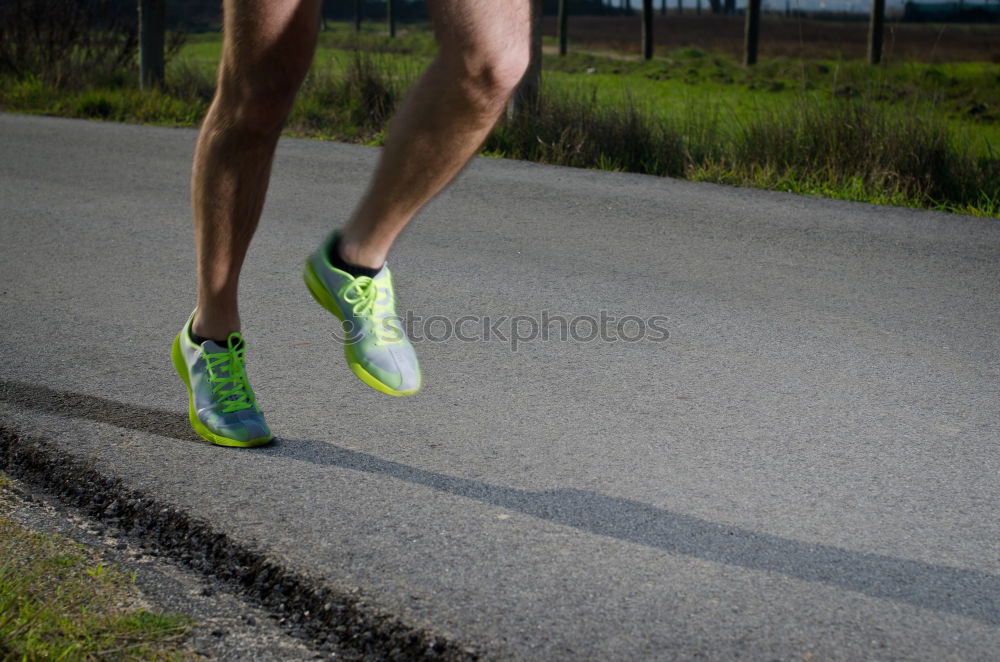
[303,260,420,397]
[171,334,274,448]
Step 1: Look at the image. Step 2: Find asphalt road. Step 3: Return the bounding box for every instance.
[1,113,998,661]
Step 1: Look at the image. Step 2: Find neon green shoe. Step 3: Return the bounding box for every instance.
[171,312,273,447]
[304,234,421,396]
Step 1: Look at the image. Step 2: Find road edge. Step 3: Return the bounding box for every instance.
[0,420,486,662]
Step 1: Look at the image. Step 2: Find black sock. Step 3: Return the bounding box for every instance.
[328,236,381,278]
[189,328,228,346]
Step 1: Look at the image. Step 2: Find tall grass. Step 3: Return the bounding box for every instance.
[287,52,407,142]
[0,18,996,217]
[0,0,183,90]
[713,95,996,208]
[487,89,688,176]
[486,82,998,213]
[0,0,136,88]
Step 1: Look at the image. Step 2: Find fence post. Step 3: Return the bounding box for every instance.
[558,0,568,56]
[642,0,654,60]
[868,0,886,64]
[743,0,761,66]
[507,0,543,119]
[354,0,362,32]
[387,0,395,37]
[138,0,165,90]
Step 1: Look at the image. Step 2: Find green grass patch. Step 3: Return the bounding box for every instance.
[1,24,997,217]
[1,76,207,126]
[542,48,1000,159]
[0,476,195,661]
[486,77,998,214]
[286,52,416,143]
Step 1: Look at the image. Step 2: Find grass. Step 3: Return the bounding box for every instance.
[0,473,195,661]
[0,19,997,217]
[485,82,997,214]
[541,48,1000,159]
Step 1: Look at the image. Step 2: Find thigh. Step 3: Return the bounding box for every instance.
[427,0,531,59]
[218,0,321,90]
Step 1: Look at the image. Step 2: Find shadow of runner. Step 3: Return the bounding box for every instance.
[2,379,997,626]
[0,379,194,440]
[263,438,999,626]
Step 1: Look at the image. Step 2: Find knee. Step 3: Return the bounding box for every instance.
[477,47,531,101]
[215,56,312,138]
[448,42,531,112]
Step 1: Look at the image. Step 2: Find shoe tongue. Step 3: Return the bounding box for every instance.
[201,336,244,353]
[200,339,227,353]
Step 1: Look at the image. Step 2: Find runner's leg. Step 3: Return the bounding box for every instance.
[191,0,321,339]
[336,0,532,268]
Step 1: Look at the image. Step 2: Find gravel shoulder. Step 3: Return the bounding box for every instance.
[1,469,336,662]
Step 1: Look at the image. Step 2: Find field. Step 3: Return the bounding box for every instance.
[546,14,1000,62]
[1,14,998,216]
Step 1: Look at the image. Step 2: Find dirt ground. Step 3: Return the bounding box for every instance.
[544,14,1000,62]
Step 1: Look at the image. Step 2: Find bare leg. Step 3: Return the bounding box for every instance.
[191,0,320,339]
[337,0,532,269]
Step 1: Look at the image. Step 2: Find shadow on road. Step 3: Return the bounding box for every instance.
[2,379,997,626]
[0,379,195,440]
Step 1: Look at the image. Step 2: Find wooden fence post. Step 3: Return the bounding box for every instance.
[642,0,654,60]
[868,0,886,64]
[558,0,568,56]
[507,0,543,119]
[744,0,761,66]
[138,0,165,90]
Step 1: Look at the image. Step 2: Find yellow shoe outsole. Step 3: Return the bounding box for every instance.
[171,334,274,448]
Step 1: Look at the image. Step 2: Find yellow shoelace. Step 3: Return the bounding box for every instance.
[342,277,398,344]
[203,333,255,413]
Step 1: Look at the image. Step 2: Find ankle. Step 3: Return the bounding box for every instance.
[192,309,240,341]
[336,233,388,271]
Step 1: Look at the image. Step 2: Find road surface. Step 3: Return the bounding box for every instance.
[1,113,998,660]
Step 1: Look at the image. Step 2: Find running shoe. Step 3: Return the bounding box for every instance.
[304,234,421,396]
[171,312,273,447]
